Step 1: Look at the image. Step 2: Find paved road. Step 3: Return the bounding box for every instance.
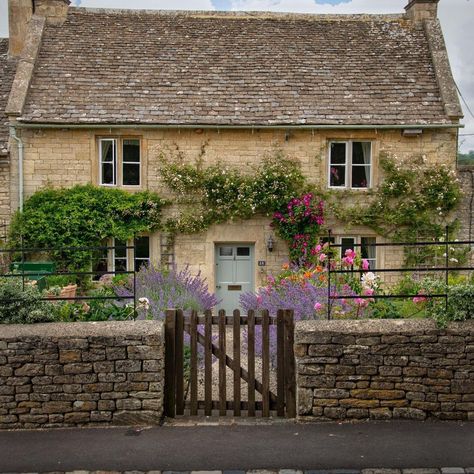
[0,421,473,472]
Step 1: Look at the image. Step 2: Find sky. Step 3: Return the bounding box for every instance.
[0,0,473,151]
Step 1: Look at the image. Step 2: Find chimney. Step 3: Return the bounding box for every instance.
[8,0,33,58]
[8,0,70,57]
[405,0,440,21]
[34,0,71,25]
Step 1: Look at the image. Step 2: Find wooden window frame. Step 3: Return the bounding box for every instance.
[328,141,372,190]
[98,136,142,188]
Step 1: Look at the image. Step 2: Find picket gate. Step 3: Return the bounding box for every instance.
[164,309,296,418]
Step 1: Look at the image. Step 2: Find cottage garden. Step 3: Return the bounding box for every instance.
[0,151,473,332]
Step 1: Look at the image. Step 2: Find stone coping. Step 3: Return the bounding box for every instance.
[0,320,164,339]
[295,319,474,341]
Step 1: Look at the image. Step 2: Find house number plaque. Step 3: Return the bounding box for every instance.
[258,261,266,267]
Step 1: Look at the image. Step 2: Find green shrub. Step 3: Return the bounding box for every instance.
[0,278,57,324]
[368,299,403,319]
[9,185,167,270]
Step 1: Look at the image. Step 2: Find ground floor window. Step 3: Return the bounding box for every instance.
[93,236,150,279]
[322,235,377,269]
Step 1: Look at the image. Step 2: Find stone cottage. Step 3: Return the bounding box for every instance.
[0,0,464,312]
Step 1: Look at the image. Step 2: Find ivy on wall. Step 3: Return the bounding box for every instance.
[159,149,306,234]
[314,154,464,265]
[9,185,167,269]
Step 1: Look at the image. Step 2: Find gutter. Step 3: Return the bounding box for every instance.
[13,123,464,130]
[10,126,24,212]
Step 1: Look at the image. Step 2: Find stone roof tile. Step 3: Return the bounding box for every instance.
[19,8,450,126]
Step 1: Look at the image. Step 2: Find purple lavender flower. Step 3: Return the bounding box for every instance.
[115,264,220,320]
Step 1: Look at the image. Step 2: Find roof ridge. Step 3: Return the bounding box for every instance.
[68,7,405,22]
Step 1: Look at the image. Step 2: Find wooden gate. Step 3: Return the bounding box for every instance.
[164,309,296,418]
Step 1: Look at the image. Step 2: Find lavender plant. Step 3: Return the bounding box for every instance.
[115,265,220,320]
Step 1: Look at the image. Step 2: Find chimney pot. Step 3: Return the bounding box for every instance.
[405,0,440,21]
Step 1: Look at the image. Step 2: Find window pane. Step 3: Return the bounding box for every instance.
[135,237,150,259]
[115,259,128,272]
[101,140,114,163]
[352,142,371,165]
[123,140,140,163]
[237,247,250,257]
[92,242,109,281]
[114,240,127,258]
[101,163,114,185]
[114,239,128,272]
[330,166,346,187]
[219,247,233,257]
[341,237,356,258]
[330,143,346,165]
[123,163,140,186]
[100,139,116,185]
[352,166,370,188]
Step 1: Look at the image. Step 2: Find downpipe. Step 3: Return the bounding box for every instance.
[10,126,24,212]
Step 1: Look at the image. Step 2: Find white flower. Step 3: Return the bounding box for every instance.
[138,297,150,311]
[449,258,459,264]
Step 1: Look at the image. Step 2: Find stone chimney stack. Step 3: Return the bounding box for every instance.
[34,0,71,25]
[8,0,70,58]
[8,0,33,58]
[405,0,440,21]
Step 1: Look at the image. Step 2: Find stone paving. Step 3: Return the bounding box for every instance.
[30,468,474,474]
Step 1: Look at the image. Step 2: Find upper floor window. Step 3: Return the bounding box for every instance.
[99,138,141,187]
[329,141,372,189]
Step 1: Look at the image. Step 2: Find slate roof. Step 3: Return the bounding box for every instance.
[0,39,17,154]
[19,8,451,126]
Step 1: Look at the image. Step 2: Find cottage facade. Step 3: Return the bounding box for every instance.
[0,0,464,311]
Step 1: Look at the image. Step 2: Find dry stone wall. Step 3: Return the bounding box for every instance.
[296,319,474,422]
[0,321,164,429]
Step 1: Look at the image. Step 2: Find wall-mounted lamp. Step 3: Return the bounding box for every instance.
[267,235,274,252]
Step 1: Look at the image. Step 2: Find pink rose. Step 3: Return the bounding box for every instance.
[319,253,327,262]
[362,259,370,271]
[314,302,323,312]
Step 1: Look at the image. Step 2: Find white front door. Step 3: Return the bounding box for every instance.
[215,244,254,314]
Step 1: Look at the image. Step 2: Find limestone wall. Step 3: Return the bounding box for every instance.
[296,319,474,422]
[5,126,458,286]
[0,321,164,429]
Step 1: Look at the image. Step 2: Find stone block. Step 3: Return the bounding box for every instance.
[116,398,142,410]
[14,363,44,376]
[63,363,93,375]
[64,412,90,424]
[297,388,313,416]
[59,350,82,363]
[393,407,426,420]
[339,398,380,408]
[369,408,392,420]
[42,401,72,414]
[351,389,405,400]
[313,388,349,399]
[115,360,142,372]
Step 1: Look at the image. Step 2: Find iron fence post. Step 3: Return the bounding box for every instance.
[327,230,332,321]
[133,235,137,317]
